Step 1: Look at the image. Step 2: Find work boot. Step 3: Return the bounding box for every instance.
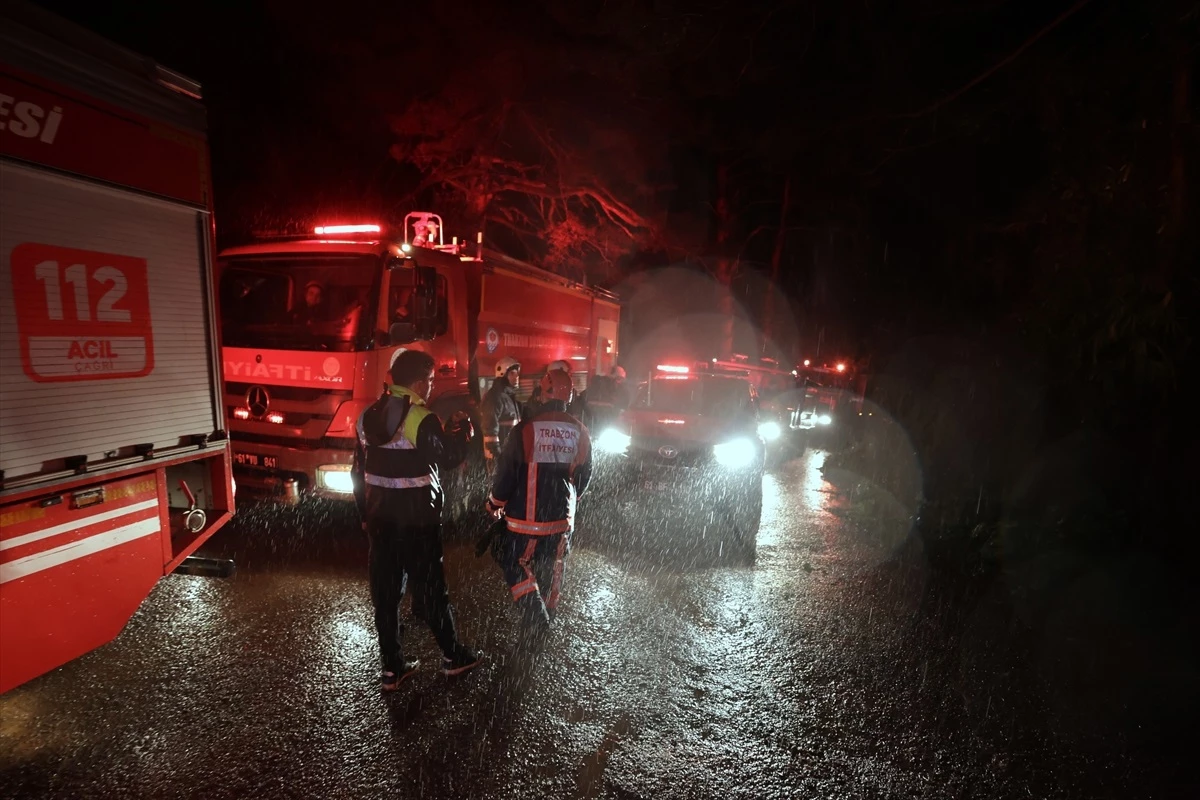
[442,644,483,677]
[381,657,420,691]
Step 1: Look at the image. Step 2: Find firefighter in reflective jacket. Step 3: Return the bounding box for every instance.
[352,349,482,690]
[481,356,522,464]
[485,369,592,645]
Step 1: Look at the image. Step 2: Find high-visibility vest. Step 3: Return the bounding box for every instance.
[356,390,435,490]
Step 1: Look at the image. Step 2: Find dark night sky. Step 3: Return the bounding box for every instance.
[31,0,1193,362]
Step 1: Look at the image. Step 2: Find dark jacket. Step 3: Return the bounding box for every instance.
[352,385,469,526]
[489,400,592,535]
[481,379,522,453]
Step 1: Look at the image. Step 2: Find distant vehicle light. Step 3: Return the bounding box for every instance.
[266,412,285,424]
[596,428,631,454]
[318,464,354,493]
[714,438,756,469]
[836,363,846,372]
[817,414,833,425]
[758,420,781,441]
[803,359,811,367]
[314,224,381,235]
[656,364,689,374]
[233,408,251,420]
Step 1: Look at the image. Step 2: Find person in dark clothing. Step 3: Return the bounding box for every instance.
[486,370,592,649]
[352,349,483,690]
[481,356,522,466]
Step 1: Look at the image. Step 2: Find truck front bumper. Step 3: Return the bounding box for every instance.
[229,437,355,500]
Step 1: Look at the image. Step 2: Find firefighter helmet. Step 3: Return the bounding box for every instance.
[494,356,521,378]
[611,366,627,380]
[540,369,574,401]
[547,359,571,374]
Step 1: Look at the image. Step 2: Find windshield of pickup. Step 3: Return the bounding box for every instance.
[632,376,752,417]
[218,255,381,352]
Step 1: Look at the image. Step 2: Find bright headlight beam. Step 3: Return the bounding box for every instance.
[713,437,756,469]
[757,420,781,441]
[596,428,631,454]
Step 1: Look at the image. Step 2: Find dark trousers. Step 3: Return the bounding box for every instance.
[367,521,460,669]
[498,529,572,629]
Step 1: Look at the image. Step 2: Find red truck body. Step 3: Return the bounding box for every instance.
[0,2,235,693]
[217,218,620,498]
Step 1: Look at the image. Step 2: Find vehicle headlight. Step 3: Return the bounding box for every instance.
[317,464,354,493]
[757,420,781,441]
[596,428,631,454]
[713,437,757,469]
[816,414,832,426]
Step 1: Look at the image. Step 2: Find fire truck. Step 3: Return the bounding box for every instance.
[1,2,235,693]
[216,214,620,500]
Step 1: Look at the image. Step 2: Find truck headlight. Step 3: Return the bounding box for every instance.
[596,428,631,454]
[317,464,354,493]
[757,420,781,441]
[817,414,833,426]
[713,438,756,469]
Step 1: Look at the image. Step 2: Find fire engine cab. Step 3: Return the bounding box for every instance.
[217,213,620,501]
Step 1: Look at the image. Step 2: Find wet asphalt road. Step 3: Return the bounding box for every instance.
[0,447,1188,799]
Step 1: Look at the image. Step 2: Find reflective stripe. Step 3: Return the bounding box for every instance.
[484,436,499,443]
[499,419,517,427]
[588,401,614,408]
[365,474,434,489]
[510,577,538,600]
[488,495,507,508]
[506,517,570,535]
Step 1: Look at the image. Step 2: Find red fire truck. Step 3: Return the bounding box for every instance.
[217,213,620,499]
[0,2,235,693]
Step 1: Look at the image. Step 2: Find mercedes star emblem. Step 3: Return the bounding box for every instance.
[658,446,678,458]
[246,385,271,417]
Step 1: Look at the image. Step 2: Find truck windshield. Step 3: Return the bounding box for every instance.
[218,256,380,352]
[634,378,750,417]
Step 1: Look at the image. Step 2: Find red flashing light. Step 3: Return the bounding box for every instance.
[233,408,251,420]
[836,362,846,373]
[656,364,689,374]
[314,224,381,235]
[266,412,285,424]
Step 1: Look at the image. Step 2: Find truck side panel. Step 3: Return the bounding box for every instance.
[0,161,217,483]
[477,269,593,396]
[0,472,163,693]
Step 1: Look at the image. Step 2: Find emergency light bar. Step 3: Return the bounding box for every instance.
[656,364,689,374]
[314,224,381,235]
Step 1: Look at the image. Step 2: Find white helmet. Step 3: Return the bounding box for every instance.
[494,356,521,378]
[547,359,571,374]
[611,366,627,380]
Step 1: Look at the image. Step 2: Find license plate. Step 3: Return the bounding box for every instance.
[234,453,276,469]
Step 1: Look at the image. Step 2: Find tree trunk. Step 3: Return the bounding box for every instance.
[713,160,736,357]
[760,174,792,356]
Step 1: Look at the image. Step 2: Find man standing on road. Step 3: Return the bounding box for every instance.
[486,370,592,648]
[352,349,483,691]
[481,356,522,471]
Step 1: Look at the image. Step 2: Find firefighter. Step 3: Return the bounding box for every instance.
[481,356,522,466]
[352,349,483,690]
[523,360,575,419]
[485,369,592,648]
